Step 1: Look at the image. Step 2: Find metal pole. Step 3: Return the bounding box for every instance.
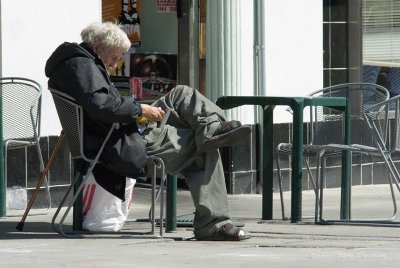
[256,0,268,221]
[255,0,266,96]
[0,0,5,219]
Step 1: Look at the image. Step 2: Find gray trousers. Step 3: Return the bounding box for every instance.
[144,85,231,231]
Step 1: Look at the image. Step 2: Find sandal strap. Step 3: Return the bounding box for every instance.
[207,219,232,234]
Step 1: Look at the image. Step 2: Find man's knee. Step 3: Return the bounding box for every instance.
[173,85,195,96]
[166,85,197,104]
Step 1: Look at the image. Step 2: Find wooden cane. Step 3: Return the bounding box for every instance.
[16,131,65,231]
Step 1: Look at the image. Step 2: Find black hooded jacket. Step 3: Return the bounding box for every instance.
[45,42,147,199]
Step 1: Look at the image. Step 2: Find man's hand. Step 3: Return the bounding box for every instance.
[140,104,165,122]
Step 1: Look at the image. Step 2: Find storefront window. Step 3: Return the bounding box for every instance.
[363,0,400,97]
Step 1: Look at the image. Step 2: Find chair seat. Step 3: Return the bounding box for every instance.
[5,139,36,147]
[323,143,382,154]
[278,143,342,156]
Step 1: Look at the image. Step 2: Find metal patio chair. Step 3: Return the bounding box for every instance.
[49,88,166,238]
[276,83,390,220]
[315,93,400,226]
[0,77,51,215]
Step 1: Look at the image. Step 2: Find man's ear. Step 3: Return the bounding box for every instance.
[92,42,101,54]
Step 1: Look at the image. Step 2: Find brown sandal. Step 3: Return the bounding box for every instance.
[195,222,251,241]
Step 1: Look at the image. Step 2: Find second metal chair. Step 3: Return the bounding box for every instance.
[276,83,390,221]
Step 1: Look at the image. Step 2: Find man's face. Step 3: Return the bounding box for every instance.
[96,45,125,70]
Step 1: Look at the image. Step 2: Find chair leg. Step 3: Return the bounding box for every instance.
[387,174,397,220]
[316,151,400,225]
[275,145,287,220]
[379,155,399,220]
[276,148,319,221]
[4,140,52,217]
[159,159,165,238]
[314,154,320,223]
[51,169,85,237]
[52,150,166,237]
[314,150,325,223]
[305,158,317,195]
[387,155,400,192]
[151,162,156,235]
[320,154,327,221]
[54,124,118,237]
[148,156,166,237]
[35,138,52,213]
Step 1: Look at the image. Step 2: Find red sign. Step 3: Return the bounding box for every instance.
[156,0,176,13]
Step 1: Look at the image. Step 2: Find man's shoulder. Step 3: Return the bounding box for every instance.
[66,56,96,69]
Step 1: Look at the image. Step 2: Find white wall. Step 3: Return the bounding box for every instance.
[265,0,323,122]
[1,0,101,136]
[1,0,324,133]
[237,0,255,124]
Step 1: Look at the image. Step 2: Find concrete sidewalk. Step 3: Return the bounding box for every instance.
[1,185,400,267]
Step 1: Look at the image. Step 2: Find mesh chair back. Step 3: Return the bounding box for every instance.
[366,94,400,153]
[307,83,389,146]
[50,89,84,160]
[0,77,42,142]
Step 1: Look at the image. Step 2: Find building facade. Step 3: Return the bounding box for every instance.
[2,0,394,213]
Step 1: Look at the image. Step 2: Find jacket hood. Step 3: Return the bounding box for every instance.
[45,42,94,78]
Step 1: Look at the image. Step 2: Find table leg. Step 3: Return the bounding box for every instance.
[340,101,351,220]
[291,101,304,223]
[262,106,274,220]
[166,174,177,232]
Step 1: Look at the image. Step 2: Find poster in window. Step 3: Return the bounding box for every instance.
[129,53,177,100]
[102,0,141,47]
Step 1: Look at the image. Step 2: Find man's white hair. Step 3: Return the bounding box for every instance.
[81,21,131,52]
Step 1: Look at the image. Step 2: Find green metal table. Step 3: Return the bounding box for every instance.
[216,96,351,222]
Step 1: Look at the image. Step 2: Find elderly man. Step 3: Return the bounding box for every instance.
[45,22,251,241]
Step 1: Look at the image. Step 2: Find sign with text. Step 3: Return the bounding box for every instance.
[156,0,176,13]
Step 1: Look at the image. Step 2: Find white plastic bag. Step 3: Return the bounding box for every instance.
[82,174,136,232]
